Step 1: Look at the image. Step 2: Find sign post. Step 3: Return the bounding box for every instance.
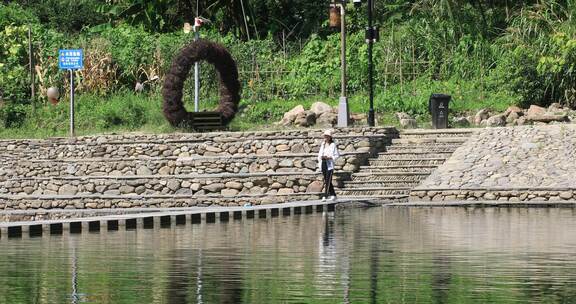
[70,71,75,137]
[58,49,83,137]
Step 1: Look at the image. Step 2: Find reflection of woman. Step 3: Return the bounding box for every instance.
[318,129,340,201]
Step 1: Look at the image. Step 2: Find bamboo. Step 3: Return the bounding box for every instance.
[239,0,251,40]
[28,25,35,109]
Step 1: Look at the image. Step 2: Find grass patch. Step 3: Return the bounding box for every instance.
[0,78,520,139]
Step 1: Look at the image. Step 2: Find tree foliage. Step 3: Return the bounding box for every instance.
[4,0,576,130]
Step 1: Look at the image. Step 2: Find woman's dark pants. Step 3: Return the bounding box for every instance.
[321,160,336,198]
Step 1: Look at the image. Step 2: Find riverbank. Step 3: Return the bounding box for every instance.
[3,122,576,225]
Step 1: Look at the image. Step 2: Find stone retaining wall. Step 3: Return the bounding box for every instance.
[0,127,396,145]
[0,209,150,222]
[410,189,576,202]
[1,172,348,197]
[0,153,367,179]
[0,193,319,211]
[0,127,397,211]
[1,135,389,160]
[411,125,576,202]
[0,127,397,160]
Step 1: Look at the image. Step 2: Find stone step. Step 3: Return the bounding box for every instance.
[337,188,411,196]
[0,172,351,197]
[0,130,396,160]
[399,129,474,138]
[343,180,419,188]
[0,127,398,145]
[384,146,461,153]
[360,164,439,169]
[6,151,365,162]
[387,142,464,149]
[376,152,452,159]
[369,159,446,166]
[337,194,409,200]
[391,137,470,145]
[356,166,435,173]
[334,128,468,204]
[335,196,409,205]
[0,153,368,179]
[351,173,427,183]
[339,185,411,190]
[352,171,430,176]
[338,186,410,193]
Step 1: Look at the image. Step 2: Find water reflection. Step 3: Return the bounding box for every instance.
[166,249,192,304]
[70,246,79,304]
[430,256,451,304]
[2,208,576,303]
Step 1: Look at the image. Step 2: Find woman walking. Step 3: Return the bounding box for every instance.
[318,129,340,201]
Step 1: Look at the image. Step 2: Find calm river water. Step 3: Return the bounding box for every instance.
[2,207,576,303]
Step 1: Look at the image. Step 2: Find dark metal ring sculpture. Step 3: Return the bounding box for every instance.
[162,39,240,127]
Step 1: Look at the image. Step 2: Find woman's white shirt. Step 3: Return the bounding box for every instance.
[317,142,340,171]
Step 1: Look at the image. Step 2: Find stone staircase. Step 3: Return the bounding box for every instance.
[337,129,474,203]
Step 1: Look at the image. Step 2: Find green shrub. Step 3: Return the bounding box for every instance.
[536,32,576,108]
[0,25,30,105]
[99,24,158,85]
[0,3,39,27]
[0,103,28,128]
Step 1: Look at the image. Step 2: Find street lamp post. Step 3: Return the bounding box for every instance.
[332,0,376,127]
[367,0,376,126]
[335,1,349,128]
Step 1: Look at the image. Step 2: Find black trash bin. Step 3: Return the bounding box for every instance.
[428,94,451,129]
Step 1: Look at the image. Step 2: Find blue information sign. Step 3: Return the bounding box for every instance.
[58,49,83,70]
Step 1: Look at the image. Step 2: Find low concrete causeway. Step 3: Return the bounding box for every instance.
[0,199,337,239]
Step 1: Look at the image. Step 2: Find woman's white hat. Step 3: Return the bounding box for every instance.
[323,129,334,137]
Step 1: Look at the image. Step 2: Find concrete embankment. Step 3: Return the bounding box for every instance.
[410,124,576,204]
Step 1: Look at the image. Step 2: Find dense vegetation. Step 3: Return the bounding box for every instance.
[1,0,576,137]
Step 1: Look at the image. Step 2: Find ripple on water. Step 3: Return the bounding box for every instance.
[1,207,576,303]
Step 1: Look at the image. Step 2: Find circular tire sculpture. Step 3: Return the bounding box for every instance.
[162,39,240,128]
